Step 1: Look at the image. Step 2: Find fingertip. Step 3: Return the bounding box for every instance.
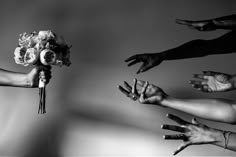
[173,151,177,156]
[189,80,194,84]
[163,135,166,139]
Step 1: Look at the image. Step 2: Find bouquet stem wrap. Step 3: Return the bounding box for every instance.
[38,73,46,114]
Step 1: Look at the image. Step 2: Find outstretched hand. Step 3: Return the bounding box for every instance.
[118,79,167,105]
[189,71,235,92]
[162,114,221,156]
[125,53,164,74]
[176,19,216,31]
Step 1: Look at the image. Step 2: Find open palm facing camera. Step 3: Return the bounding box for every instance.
[190,71,236,92]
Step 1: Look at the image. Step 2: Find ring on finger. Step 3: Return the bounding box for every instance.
[131,95,137,100]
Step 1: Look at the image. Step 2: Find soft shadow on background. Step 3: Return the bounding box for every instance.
[0,0,236,156]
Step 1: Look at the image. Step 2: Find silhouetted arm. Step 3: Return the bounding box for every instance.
[125,31,236,74]
[162,31,236,60]
[177,14,236,31]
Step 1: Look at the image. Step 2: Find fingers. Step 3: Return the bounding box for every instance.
[137,63,151,74]
[173,142,191,156]
[175,19,193,26]
[161,124,189,133]
[166,114,188,125]
[123,81,132,91]
[118,85,130,97]
[132,79,137,94]
[192,74,208,80]
[137,80,145,87]
[189,80,207,86]
[202,71,219,76]
[189,80,211,92]
[128,59,141,67]
[139,81,149,102]
[118,80,139,100]
[125,54,139,62]
[163,134,187,140]
[190,84,212,92]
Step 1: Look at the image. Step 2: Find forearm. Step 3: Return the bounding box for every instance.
[213,14,236,30]
[161,97,236,124]
[0,69,31,87]
[159,31,236,60]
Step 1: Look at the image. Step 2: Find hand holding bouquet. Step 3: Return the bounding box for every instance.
[14,30,71,114]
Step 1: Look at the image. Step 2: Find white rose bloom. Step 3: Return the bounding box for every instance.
[40,49,57,65]
[14,47,27,65]
[38,30,55,40]
[24,48,39,64]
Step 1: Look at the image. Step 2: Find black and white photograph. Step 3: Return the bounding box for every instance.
[0,0,236,156]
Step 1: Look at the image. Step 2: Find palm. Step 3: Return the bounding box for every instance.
[190,71,234,92]
[207,74,233,91]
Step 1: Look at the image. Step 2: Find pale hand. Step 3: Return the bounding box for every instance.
[162,114,221,155]
[118,79,167,105]
[190,71,235,92]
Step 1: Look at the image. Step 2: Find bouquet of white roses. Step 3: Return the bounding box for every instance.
[14,30,71,114]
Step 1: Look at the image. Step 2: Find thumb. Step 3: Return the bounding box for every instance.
[173,142,190,156]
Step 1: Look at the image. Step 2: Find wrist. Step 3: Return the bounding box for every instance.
[160,95,174,107]
[212,129,226,147]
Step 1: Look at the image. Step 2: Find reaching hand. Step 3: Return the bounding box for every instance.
[176,19,216,31]
[27,66,52,88]
[162,114,221,156]
[189,71,235,92]
[125,53,164,74]
[118,79,167,105]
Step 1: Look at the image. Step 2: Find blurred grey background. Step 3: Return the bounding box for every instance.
[0,0,235,156]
